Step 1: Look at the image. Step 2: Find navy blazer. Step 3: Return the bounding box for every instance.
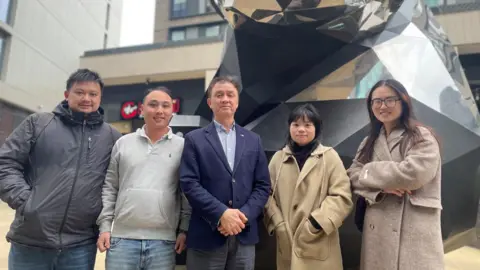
[179,122,271,250]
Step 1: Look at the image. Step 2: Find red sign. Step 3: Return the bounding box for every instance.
[120,101,139,120]
[172,99,180,114]
[120,99,180,120]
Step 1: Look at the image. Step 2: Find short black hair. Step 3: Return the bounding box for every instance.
[287,103,323,148]
[206,75,241,98]
[143,86,173,103]
[66,69,104,91]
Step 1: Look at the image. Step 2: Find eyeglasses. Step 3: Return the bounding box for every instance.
[371,97,400,108]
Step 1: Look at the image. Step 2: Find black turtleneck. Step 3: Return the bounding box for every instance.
[291,140,318,171]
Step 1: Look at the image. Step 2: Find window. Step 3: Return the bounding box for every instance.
[186,27,199,39]
[172,0,187,17]
[425,0,478,8]
[0,0,12,23]
[445,0,477,4]
[205,25,220,37]
[171,0,216,18]
[206,0,216,12]
[169,23,225,41]
[199,0,206,14]
[424,0,443,7]
[171,29,186,41]
[0,32,6,75]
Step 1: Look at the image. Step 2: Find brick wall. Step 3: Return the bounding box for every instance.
[0,101,31,145]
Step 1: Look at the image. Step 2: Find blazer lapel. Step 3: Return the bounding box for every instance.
[232,126,244,175]
[205,123,232,174]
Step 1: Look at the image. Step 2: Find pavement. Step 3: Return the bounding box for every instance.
[0,203,478,270]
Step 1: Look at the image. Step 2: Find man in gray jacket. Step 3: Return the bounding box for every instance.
[0,69,122,270]
[96,87,191,270]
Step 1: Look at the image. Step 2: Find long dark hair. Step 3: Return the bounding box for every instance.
[358,79,437,163]
[286,103,323,151]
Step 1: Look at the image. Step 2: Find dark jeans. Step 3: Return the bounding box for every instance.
[186,236,255,270]
[8,242,97,270]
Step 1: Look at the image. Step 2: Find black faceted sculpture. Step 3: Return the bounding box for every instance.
[196,0,480,269]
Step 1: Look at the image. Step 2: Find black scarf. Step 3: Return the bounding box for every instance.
[291,140,318,171]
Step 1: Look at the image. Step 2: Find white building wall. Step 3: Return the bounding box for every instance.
[0,0,123,113]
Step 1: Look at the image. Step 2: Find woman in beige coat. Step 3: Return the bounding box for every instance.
[347,79,444,270]
[264,104,353,270]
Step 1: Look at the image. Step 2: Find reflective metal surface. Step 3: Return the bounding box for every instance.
[206,0,480,133]
[200,0,480,269]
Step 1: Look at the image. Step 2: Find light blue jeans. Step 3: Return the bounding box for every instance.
[106,237,176,270]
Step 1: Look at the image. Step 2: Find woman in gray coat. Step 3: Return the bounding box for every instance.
[347,79,444,270]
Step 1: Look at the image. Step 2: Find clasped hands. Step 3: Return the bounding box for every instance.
[383,189,412,197]
[218,209,248,237]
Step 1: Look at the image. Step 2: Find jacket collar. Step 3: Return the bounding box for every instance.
[53,100,104,126]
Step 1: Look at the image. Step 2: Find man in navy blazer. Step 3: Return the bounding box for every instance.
[180,76,271,270]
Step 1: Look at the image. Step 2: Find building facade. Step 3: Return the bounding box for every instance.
[155,0,226,43]
[81,0,226,134]
[80,0,480,134]
[0,0,123,144]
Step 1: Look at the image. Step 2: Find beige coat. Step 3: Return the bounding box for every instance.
[264,144,353,270]
[347,126,444,270]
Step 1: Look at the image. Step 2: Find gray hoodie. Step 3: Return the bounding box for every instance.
[96,126,190,241]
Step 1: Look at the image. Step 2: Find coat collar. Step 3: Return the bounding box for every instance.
[375,126,406,161]
[281,143,331,162]
[281,144,332,189]
[381,126,406,144]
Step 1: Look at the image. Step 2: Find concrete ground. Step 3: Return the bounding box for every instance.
[0,203,478,270]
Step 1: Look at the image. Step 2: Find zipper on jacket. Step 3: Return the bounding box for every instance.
[58,119,87,247]
[87,136,92,161]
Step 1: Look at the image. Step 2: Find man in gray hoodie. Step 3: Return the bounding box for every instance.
[96,87,191,270]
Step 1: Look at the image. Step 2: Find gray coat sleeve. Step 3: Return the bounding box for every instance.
[97,141,121,233]
[0,114,35,210]
[347,137,384,205]
[358,127,441,191]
